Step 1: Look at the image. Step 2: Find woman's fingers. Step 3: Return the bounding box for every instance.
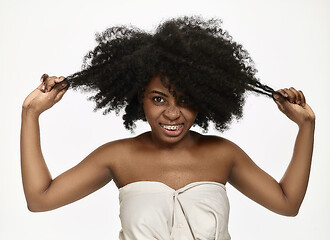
[282,88,293,103]
[43,76,57,92]
[40,75,66,93]
[275,87,305,106]
[54,76,66,83]
[37,74,69,94]
[23,74,68,115]
[289,87,301,104]
[274,88,315,126]
[298,90,306,107]
[54,87,68,104]
[40,73,49,82]
[44,76,69,101]
[274,89,287,98]
[54,76,70,91]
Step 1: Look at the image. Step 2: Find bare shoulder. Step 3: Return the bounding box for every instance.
[205,135,249,165]
[93,133,149,165]
[95,136,138,157]
[194,131,241,155]
[198,132,253,169]
[102,132,150,150]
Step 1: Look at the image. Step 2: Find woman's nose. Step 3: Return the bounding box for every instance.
[164,104,180,120]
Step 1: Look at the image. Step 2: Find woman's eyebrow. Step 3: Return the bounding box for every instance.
[150,90,169,97]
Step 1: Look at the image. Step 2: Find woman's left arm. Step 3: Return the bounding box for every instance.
[228,87,315,216]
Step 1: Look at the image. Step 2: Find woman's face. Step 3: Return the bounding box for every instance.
[142,75,198,147]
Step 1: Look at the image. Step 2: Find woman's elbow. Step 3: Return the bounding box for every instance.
[286,208,299,217]
[27,202,48,212]
[26,197,53,212]
[279,205,300,217]
[27,204,40,212]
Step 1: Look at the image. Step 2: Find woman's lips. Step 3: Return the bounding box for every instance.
[159,123,184,137]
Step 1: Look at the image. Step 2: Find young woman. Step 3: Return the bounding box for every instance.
[20,16,315,240]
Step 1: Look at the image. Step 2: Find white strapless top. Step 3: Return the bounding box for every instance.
[118,181,230,240]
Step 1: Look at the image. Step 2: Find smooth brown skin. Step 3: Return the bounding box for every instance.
[21,74,315,216]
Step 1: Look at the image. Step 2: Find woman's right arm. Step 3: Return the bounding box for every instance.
[21,75,114,212]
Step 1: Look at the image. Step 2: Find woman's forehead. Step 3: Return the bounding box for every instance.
[145,74,179,95]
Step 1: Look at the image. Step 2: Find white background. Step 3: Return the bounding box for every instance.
[1,0,329,239]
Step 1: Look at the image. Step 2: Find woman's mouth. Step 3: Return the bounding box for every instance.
[159,123,184,136]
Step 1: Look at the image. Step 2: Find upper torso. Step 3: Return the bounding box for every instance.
[109,131,234,190]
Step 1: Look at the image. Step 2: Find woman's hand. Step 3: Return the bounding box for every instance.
[273,87,315,128]
[22,74,69,116]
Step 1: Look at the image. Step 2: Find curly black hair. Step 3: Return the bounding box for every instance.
[64,16,281,132]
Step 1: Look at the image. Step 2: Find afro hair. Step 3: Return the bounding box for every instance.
[65,16,280,132]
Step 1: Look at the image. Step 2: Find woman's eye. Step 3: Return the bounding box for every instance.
[153,96,164,103]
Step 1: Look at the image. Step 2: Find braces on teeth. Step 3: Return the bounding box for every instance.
[162,125,182,130]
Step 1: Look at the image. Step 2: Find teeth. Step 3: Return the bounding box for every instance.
[161,124,182,131]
